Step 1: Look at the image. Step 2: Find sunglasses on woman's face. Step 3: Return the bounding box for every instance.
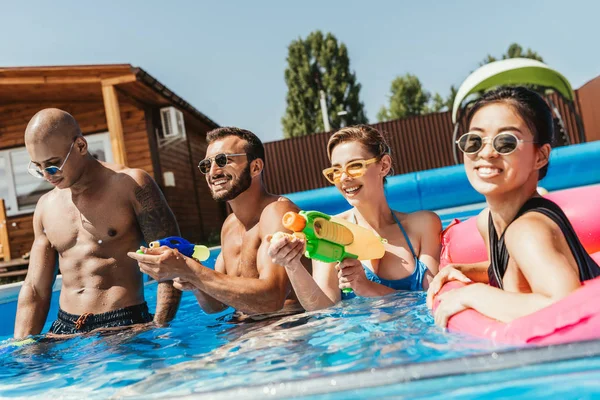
[27,141,76,179]
[322,157,379,184]
[456,132,536,156]
[198,153,247,174]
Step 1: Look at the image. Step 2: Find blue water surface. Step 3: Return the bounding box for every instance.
[1,201,600,398]
[2,276,599,399]
[0,278,496,399]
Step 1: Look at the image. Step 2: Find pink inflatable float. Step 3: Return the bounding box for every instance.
[434,184,600,345]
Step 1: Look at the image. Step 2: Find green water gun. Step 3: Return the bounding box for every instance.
[279,210,386,293]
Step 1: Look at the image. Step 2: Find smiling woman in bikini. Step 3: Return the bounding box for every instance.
[268,125,442,311]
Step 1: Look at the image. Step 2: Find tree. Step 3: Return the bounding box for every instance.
[377,74,430,121]
[429,85,458,113]
[281,31,368,138]
[377,43,545,122]
[426,85,457,113]
[480,42,544,66]
[427,93,446,113]
[433,44,545,114]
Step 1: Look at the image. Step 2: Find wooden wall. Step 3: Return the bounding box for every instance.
[0,97,154,259]
[186,115,227,243]
[577,76,600,142]
[263,88,592,195]
[154,110,226,244]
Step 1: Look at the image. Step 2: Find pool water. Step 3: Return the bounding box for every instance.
[2,278,600,399]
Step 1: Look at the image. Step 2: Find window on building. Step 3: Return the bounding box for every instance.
[0,154,14,214]
[0,132,113,216]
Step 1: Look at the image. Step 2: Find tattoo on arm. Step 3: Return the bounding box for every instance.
[134,178,182,324]
[134,182,180,242]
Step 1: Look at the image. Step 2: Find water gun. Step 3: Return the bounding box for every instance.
[275,211,387,293]
[138,236,210,262]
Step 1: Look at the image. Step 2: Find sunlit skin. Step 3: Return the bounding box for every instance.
[426,102,582,327]
[268,140,441,311]
[14,109,181,339]
[128,135,311,317]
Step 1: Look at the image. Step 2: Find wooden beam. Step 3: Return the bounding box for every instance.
[101,84,128,166]
[0,76,102,85]
[113,85,149,110]
[101,74,137,87]
[0,199,11,262]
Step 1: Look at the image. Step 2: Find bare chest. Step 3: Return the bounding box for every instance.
[221,227,261,278]
[43,192,139,254]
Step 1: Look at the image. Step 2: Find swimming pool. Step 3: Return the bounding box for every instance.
[2,141,600,399]
[2,272,600,399]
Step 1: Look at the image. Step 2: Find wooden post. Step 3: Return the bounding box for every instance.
[101,83,128,166]
[0,199,11,261]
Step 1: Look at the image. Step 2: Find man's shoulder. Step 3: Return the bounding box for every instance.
[221,213,238,231]
[261,197,300,220]
[108,166,153,186]
[255,196,300,235]
[34,188,59,215]
[104,166,159,199]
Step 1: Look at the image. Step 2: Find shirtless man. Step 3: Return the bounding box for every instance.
[14,109,181,338]
[128,127,310,317]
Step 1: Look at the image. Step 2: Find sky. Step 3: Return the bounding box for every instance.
[2,0,599,143]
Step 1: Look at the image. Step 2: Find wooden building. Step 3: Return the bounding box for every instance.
[0,64,227,265]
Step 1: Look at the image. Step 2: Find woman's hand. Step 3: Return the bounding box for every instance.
[433,282,480,328]
[127,246,192,282]
[336,258,371,296]
[426,265,472,309]
[266,233,306,271]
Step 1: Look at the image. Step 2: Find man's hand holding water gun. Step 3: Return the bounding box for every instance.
[128,237,210,284]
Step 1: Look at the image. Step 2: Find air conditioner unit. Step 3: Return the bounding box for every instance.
[160,107,186,139]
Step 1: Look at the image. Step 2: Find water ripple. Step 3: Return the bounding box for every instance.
[0,288,509,399]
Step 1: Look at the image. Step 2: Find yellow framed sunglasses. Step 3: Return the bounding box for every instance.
[322,157,379,184]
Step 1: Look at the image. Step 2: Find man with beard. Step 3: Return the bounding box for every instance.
[15,108,181,338]
[128,127,310,318]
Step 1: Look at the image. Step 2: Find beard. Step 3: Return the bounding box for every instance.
[210,164,252,202]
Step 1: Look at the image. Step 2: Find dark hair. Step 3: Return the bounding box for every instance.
[206,127,265,163]
[466,86,554,180]
[327,124,393,183]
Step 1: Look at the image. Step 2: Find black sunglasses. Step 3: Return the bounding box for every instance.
[198,153,247,174]
[456,132,536,156]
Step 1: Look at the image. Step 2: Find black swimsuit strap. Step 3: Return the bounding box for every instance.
[488,197,600,289]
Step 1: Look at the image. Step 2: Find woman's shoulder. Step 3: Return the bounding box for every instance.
[395,210,442,235]
[503,212,566,264]
[505,211,560,240]
[401,210,440,225]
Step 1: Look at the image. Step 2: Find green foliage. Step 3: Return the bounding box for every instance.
[428,93,446,113]
[435,43,544,115]
[282,31,368,138]
[377,74,431,121]
[480,42,544,66]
